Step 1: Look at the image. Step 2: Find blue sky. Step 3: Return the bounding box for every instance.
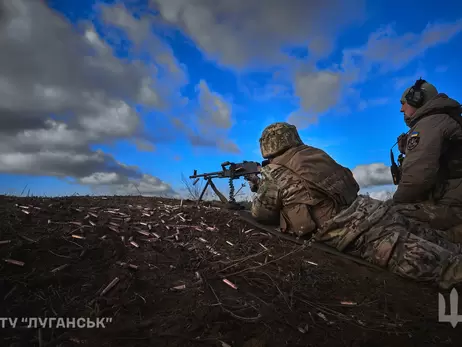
[1,0,461,200]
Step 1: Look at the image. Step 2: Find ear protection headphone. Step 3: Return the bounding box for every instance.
[404,78,427,108]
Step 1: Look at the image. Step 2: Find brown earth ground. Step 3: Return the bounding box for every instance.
[0,195,461,347]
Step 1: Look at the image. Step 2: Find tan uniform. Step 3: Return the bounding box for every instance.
[251,144,359,236]
[252,121,462,287]
[252,149,462,287]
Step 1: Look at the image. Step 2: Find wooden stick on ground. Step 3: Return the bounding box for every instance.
[100,277,120,296]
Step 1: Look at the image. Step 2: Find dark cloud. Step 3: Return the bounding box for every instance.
[0,0,242,196]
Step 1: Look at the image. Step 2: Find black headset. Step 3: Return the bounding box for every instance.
[404,78,427,108]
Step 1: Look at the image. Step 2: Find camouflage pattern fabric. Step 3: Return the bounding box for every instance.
[391,202,462,232]
[251,161,322,234]
[256,121,358,228]
[316,195,462,287]
[252,121,462,286]
[389,202,462,244]
[251,158,342,236]
[252,173,462,286]
[259,122,304,159]
[251,165,282,226]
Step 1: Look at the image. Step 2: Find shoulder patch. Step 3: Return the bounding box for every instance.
[407,132,420,151]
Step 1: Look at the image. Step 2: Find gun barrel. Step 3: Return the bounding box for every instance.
[189,170,223,179]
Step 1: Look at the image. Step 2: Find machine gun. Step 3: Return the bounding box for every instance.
[190,160,268,206]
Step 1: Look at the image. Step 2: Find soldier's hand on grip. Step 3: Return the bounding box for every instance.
[245,174,260,192]
[397,133,408,154]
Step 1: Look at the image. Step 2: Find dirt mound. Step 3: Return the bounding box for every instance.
[0,195,460,346]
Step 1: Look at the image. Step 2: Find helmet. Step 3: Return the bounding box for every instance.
[401,80,438,107]
[259,122,304,159]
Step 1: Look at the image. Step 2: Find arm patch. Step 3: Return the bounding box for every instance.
[406,132,420,151]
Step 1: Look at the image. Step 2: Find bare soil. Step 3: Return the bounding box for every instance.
[0,195,461,347]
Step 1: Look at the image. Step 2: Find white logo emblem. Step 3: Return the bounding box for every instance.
[439,288,462,328]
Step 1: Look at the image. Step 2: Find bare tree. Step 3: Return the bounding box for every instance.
[181,173,206,200]
[384,191,394,200]
[233,182,247,200]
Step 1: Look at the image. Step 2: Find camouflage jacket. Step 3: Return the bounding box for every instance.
[251,145,359,236]
[394,94,462,206]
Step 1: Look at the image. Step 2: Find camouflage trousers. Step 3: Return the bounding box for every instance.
[316,196,462,288]
[390,202,462,243]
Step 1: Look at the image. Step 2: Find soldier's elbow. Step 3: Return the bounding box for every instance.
[251,209,265,221]
[251,209,279,224]
[393,183,431,203]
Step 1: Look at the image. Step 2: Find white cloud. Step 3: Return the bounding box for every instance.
[151,0,365,68]
[295,70,342,114]
[289,19,462,126]
[150,1,461,132]
[0,0,172,195]
[367,190,394,201]
[87,174,175,197]
[0,149,137,181]
[197,80,232,129]
[355,21,462,74]
[173,80,240,153]
[287,69,343,128]
[80,172,122,185]
[287,111,319,129]
[295,71,341,116]
[352,163,393,188]
[0,0,241,196]
[5,1,459,197]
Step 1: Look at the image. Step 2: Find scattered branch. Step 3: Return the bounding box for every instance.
[181,173,205,200]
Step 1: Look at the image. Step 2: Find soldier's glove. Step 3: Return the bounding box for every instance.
[397,133,408,154]
[245,174,260,193]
